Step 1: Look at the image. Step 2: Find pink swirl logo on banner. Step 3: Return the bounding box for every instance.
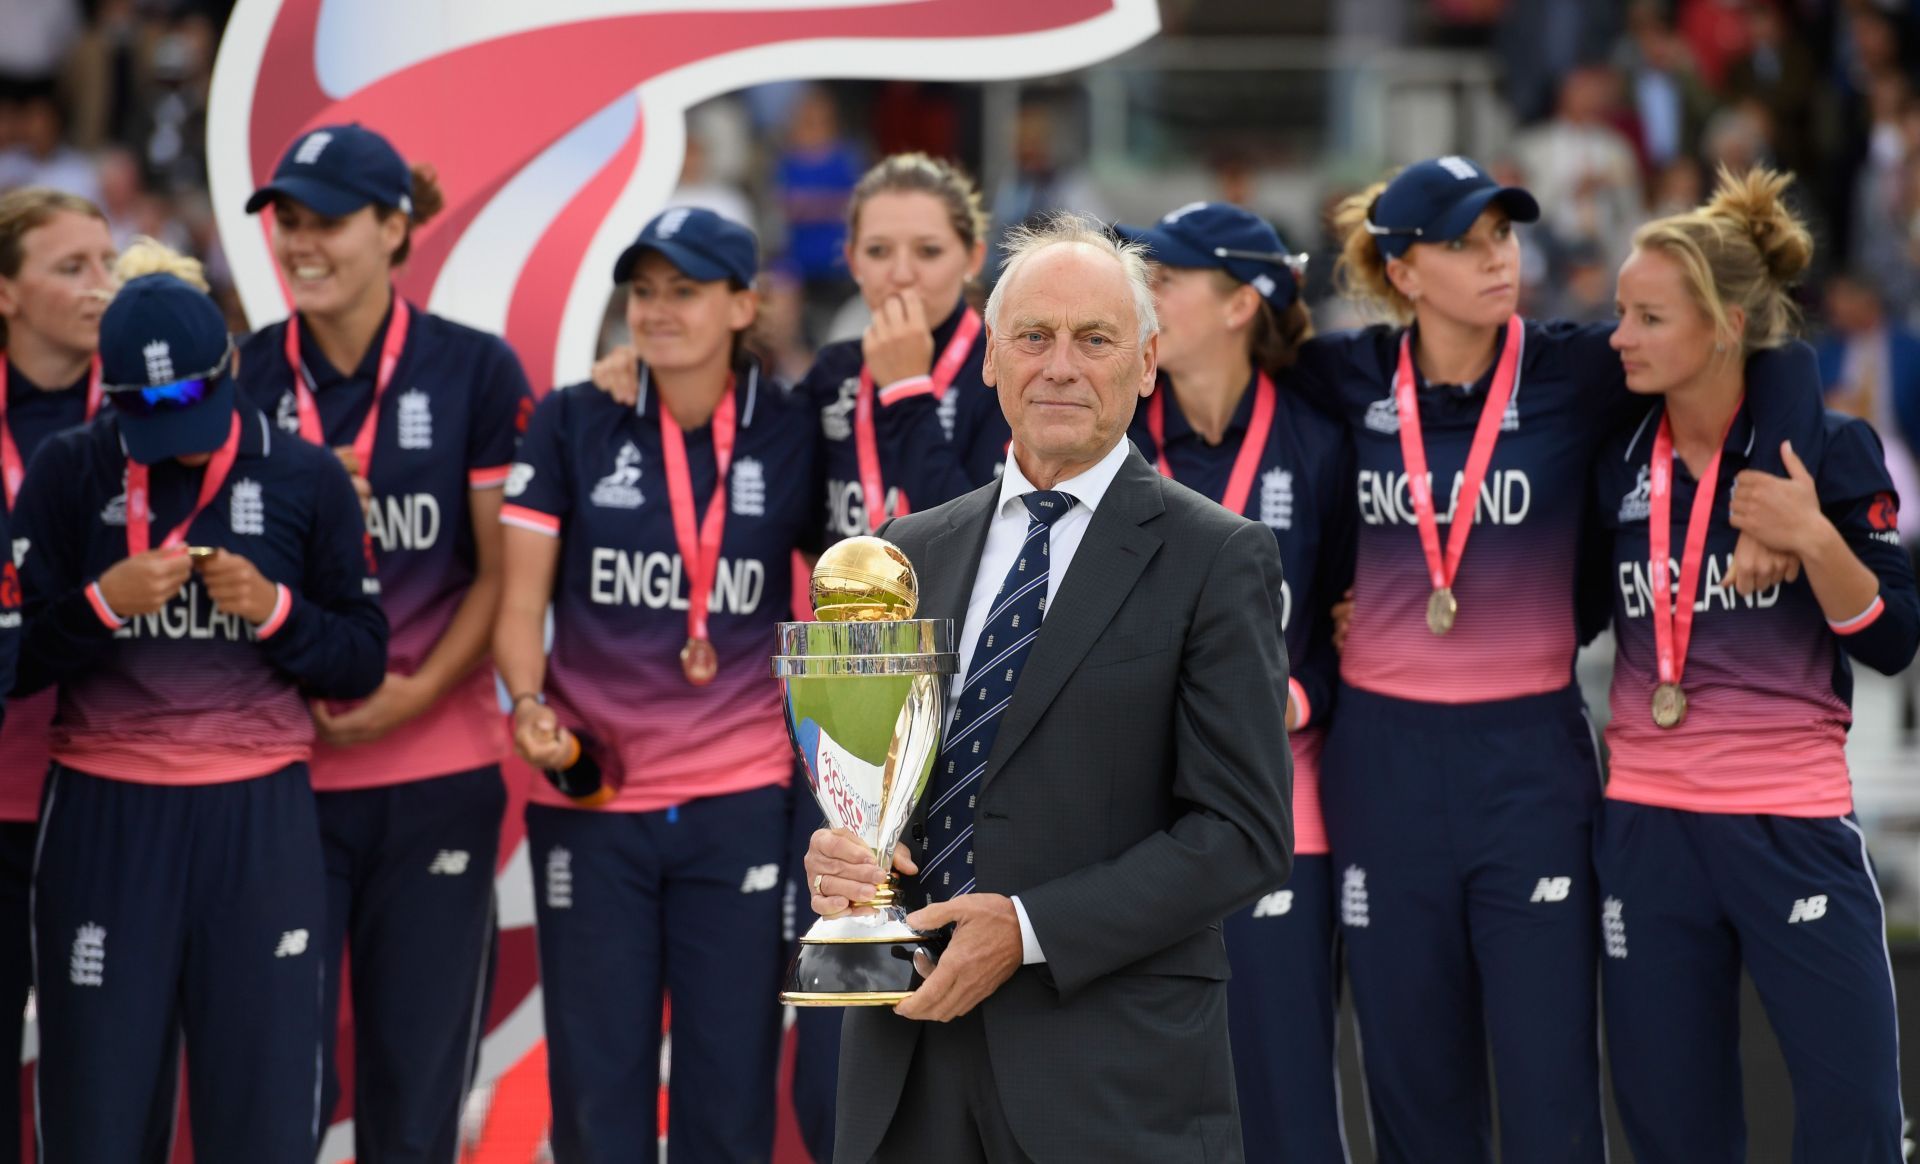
[202,2,1155,1158]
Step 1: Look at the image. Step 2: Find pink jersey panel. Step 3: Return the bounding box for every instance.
[1341,536,1576,703]
[1291,724,1328,856]
[0,690,55,821]
[309,666,507,790]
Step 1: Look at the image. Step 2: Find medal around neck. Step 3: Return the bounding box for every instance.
[1651,682,1688,729]
[772,536,957,1005]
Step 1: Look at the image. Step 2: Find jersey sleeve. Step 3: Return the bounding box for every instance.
[1291,434,1355,730]
[11,435,119,696]
[466,337,536,490]
[0,499,20,727]
[955,384,1012,488]
[1742,340,1828,479]
[256,449,390,699]
[1814,416,1919,675]
[1286,332,1361,419]
[500,388,574,537]
[875,386,985,511]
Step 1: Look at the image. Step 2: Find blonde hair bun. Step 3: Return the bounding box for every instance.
[1704,166,1812,287]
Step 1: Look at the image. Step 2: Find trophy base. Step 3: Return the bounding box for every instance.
[780,909,932,1007]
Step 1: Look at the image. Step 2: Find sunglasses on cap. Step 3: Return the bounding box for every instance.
[1212,246,1311,278]
[103,346,233,417]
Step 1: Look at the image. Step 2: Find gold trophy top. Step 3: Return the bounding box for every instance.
[812,535,919,622]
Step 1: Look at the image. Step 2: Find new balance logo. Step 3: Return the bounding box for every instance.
[70,923,105,986]
[1788,895,1829,924]
[740,863,780,894]
[1341,866,1370,928]
[1602,896,1628,959]
[144,340,174,384]
[293,131,333,165]
[230,479,265,536]
[1530,876,1572,903]
[1252,890,1294,918]
[506,462,534,498]
[1436,155,1480,180]
[428,850,471,876]
[274,929,309,958]
[546,846,574,910]
[1160,201,1209,225]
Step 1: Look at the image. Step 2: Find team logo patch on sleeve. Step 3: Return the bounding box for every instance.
[1868,492,1898,532]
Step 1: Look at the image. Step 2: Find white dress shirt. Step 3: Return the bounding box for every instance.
[952,437,1132,964]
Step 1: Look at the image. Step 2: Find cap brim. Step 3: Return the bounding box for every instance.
[245,176,372,218]
[117,377,236,466]
[1113,223,1219,270]
[612,239,730,285]
[1428,185,1541,243]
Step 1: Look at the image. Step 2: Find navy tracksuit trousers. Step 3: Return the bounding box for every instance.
[317,764,505,1162]
[31,763,327,1164]
[1321,684,1607,1164]
[1596,801,1904,1163]
[528,783,788,1163]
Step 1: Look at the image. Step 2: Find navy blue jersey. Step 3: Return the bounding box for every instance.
[237,304,531,788]
[502,365,813,811]
[11,407,388,783]
[1597,406,1919,815]
[3,362,94,503]
[799,299,1008,546]
[1127,372,1353,729]
[1128,371,1352,858]
[1290,322,1825,705]
[0,361,95,820]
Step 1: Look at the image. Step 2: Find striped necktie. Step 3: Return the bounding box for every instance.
[919,489,1077,903]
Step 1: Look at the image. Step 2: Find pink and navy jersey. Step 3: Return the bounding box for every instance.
[1599,407,1919,816]
[1291,322,1824,706]
[237,304,532,790]
[0,362,95,821]
[12,408,388,785]
[799,299,1008,546]
[1128,373,1353,855]
[502,366,813,812]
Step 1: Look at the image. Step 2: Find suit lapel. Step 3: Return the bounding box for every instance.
[980,449,1165,794]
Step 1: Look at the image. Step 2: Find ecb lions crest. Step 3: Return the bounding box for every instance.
[206,3,1155,1157]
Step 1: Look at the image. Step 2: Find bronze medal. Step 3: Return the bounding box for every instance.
[1651,682,1687,730]
[1426,587,1457,636]
[680,636,719,686]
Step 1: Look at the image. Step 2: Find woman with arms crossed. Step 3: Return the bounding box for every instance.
[1596,167,1918,1163]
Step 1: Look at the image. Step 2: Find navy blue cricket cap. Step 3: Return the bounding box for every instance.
[1366,156,1539,259]
[99,274,236,465]
[612,207,758,287]
[245,124,414,218]
[1114,202,1303,310]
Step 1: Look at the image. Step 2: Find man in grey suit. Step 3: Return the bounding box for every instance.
[804,213,1294,1163]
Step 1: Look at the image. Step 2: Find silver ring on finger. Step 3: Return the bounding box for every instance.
[812,873,824,896]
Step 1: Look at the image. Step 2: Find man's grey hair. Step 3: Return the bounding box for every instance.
[984,212,1160,344]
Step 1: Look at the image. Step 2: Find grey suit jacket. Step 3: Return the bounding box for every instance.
[835,445,1294,1163]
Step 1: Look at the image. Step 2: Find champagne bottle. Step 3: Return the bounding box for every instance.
[543,729,615,808]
